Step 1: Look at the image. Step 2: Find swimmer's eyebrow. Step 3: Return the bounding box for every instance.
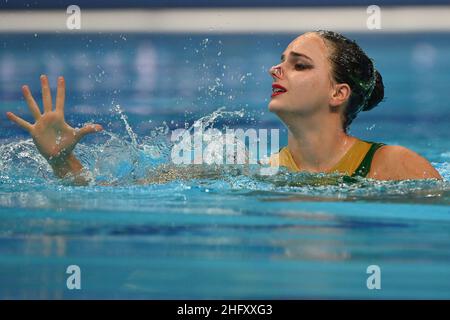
[281,51,313,62]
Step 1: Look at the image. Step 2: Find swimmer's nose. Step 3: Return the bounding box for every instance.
[269,65,283,79]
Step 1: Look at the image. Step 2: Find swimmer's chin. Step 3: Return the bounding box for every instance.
[268,101,286,113]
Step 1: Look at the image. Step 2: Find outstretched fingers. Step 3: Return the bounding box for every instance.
[75,124,103,141]
[22,85,41,121]
[6,112,33,132]
[40,74,53,113]
[55,76,65,114]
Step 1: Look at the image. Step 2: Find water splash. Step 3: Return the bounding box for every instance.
[112,104,138,147]
[1,107,449,203]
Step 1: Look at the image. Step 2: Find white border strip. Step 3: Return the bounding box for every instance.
[1,7,450,33]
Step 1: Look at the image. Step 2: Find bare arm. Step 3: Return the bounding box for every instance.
[368,145,443,181]
[6,75,103,185]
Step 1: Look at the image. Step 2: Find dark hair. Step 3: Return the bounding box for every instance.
[315,30,384,132]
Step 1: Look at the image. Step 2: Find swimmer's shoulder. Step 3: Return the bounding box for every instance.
[368,145,442,180]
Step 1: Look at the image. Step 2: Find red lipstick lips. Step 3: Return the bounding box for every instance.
[271,84,287,98]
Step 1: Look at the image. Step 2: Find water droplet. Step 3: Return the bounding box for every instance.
[55,134,62,145]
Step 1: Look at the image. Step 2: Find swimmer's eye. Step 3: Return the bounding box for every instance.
[295,63,312,71]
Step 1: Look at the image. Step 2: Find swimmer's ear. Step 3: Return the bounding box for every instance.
[329,83,351,108]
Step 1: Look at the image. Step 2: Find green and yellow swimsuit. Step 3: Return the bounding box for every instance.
[270,139,386,178]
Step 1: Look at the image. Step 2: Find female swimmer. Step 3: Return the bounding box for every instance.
[6,30,442,183]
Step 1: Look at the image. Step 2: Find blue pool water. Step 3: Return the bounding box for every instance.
[0,33,449,299]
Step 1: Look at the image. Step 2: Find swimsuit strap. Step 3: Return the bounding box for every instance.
[351,141,386,178]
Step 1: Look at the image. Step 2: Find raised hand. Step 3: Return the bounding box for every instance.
[7,75,102,163]
[6,75,102,180]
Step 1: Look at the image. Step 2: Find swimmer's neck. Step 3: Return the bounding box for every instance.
[283,113,356,172]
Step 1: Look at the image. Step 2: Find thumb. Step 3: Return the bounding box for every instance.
[75,123,103,140]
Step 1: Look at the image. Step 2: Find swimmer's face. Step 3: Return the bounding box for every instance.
[268,33,335,116]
